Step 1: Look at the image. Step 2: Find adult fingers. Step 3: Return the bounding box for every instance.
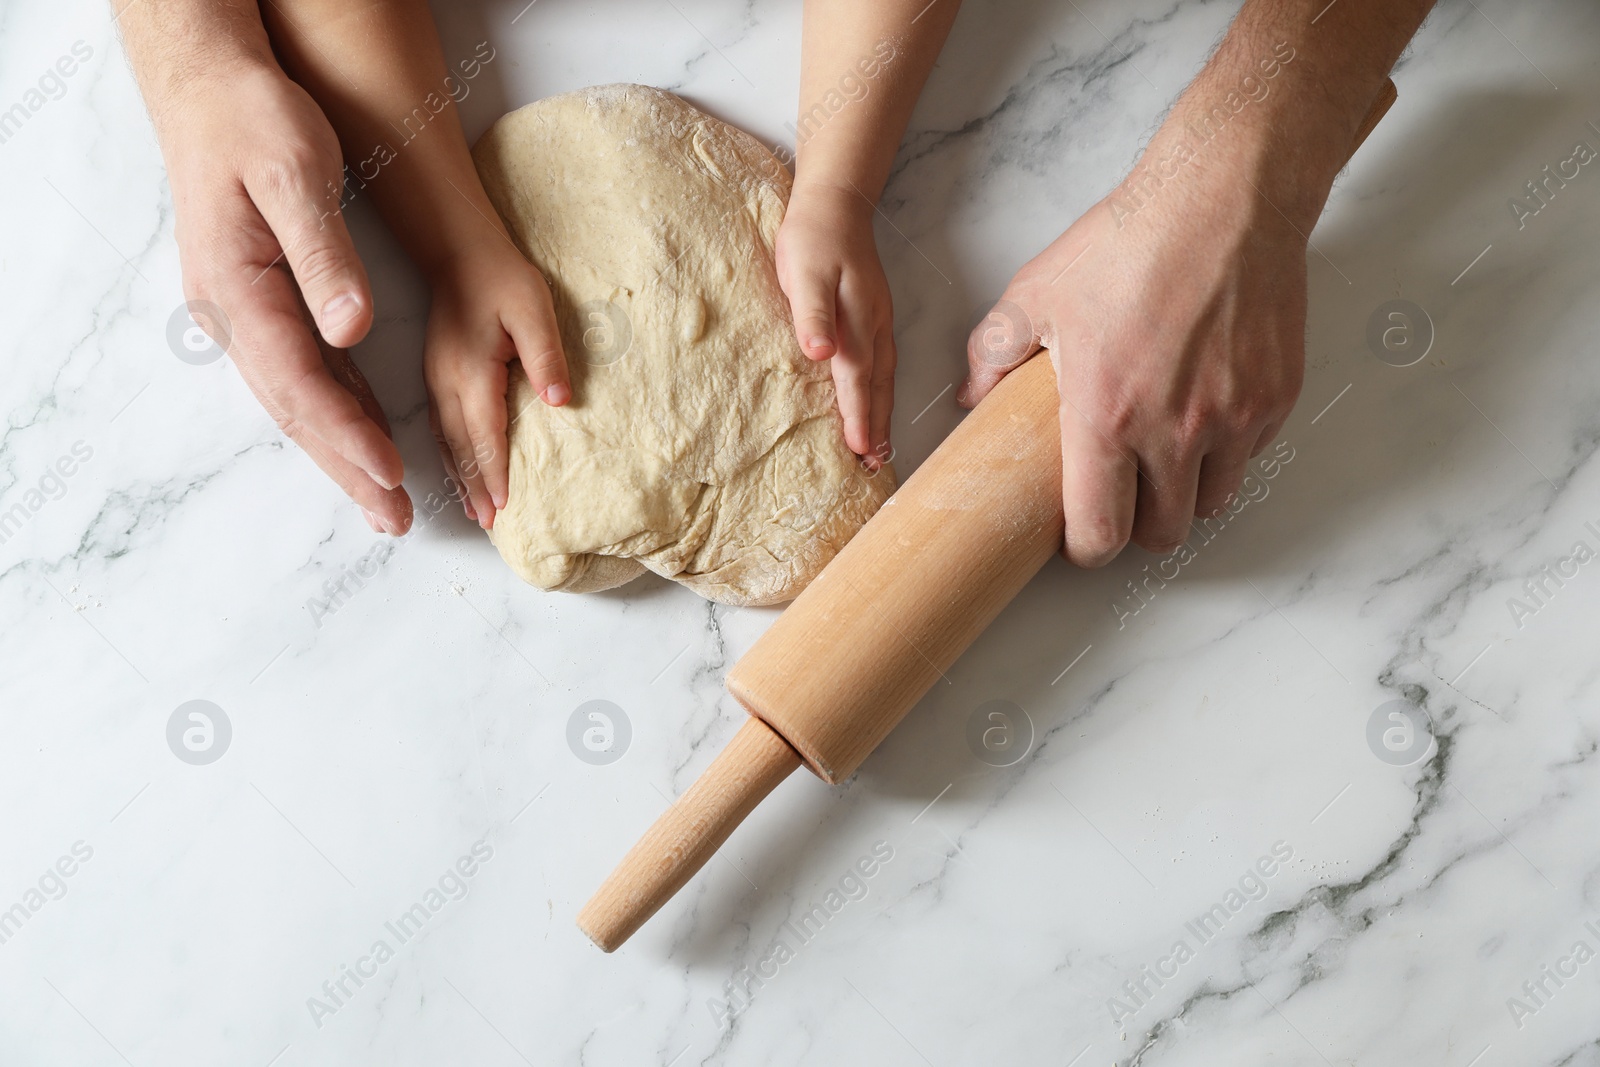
[959,297,1039,408]
[1250,416,1286,458]
[504,288,571,406]
[245,158,374,348]
[219,266,406,502]
[321,340,391,438]
[317,341,412,534]
[1194,436,1257,518]
[1059,394,1138,568]
[1130,446,1202,555]
[297,423,413,535]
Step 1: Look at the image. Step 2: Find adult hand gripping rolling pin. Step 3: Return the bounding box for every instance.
[578,79,1399,952]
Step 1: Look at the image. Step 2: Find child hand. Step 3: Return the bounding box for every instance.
[424,245,571,528]
[775,183,896,468]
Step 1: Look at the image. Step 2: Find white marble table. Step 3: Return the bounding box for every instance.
[4,0,1599,1063]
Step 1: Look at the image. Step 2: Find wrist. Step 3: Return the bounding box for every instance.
[144,56,289,150]
[124,8,279,115]
[420,236,531,290]
[1128,31,1390,233]
[788,176,875,224]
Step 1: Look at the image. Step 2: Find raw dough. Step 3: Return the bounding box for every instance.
[473,85,895,607]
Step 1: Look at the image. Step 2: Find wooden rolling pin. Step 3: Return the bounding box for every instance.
[578,79,1397,952]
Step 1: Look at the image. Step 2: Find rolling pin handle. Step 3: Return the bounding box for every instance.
[576,77,1399,953]
[577,717,802,952]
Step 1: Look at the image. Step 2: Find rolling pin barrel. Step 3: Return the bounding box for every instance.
[729,354,1064,782]
[579,80,1397,951]
[578,358,1060,952]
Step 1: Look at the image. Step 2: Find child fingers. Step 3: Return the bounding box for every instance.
[866,324,897,469]
[440,395,495,529]
[783,267,840,361]
[832,294,875,457]
[428,395,475,524]
[458,371,511,512]
[504,297,571,406]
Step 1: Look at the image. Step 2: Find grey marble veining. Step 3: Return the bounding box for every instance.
[2,0,1599,1064]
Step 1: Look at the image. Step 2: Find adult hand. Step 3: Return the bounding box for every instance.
[154,59,411,534]
[958,0,1435,570]
[960,170,1307,567]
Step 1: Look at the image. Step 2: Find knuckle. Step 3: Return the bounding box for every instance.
[1134,527,1186,555]
[467,401,508,437]
[1069,518,1127,567]
[836,367,871,395]
[1170,419,1208,457]
[521,348,566,379]
[254,145,323,199]
[466,433,499,464]
[1099,399,1140,440]
[180,270,217,306]
[289,242,350,292]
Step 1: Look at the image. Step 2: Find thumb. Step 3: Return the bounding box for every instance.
[959,297,1039,408]
[248,166,374,350]
[782,266,840,361]
[506,288,573,406]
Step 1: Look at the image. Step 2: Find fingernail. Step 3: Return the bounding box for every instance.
[491,489,507,509]
[807,336,831,351]
[361,508,382,533]
[542,382,571,406]
[320,292,361,334]
[463,496,478,521]
[367,468,398,491]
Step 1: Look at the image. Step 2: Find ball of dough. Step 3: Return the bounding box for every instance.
[473,85,895,607]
